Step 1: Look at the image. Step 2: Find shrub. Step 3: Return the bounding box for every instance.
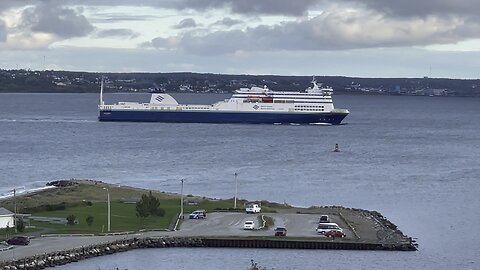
[66,214,76,225]
[16,218,25,232]
[86,215,94,226]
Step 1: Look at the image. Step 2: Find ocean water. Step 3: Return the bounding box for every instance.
[0,93,479,269]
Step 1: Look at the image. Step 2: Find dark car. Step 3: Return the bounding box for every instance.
[324,230,346,238]
[274,227,287,237]
[7,236,30,245]
[319,215,330,223]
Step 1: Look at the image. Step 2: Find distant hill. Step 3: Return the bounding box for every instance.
[0,69,479,97]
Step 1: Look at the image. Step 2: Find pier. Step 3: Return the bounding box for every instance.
[0,236,416,270]
[0,180,417,269]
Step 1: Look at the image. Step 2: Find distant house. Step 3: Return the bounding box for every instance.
[0,207,15,229]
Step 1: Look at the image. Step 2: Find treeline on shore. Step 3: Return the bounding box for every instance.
[0,69,479,97]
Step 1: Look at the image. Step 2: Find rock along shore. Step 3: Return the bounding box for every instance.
[0,234,416,270]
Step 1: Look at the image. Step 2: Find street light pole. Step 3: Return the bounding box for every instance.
[13,188,17,233]
[103,187,111,232]
[234,172,238,209]
[180,179,184,219]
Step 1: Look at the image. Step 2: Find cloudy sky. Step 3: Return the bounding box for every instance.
[1,0,479,78]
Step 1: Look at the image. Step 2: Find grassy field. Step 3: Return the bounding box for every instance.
[0,180,284,235]
[28,199,240,234]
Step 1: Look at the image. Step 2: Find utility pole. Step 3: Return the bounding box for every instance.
[103,187,111,232]
[234,172,238,209]
[13,188,17,233]
[180,179,184,219]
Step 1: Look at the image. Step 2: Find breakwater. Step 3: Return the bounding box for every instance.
[0,236,416,269]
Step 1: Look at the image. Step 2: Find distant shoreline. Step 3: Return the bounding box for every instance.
[1,69,478,97]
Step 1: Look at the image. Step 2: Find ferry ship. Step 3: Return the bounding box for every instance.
[98,78,349,124]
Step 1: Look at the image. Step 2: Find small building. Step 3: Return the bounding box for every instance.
[0,207,15,229]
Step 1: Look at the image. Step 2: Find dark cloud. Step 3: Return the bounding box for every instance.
[148,9,480,55]
[173,18,198,29]
[7,0,318,16]
[212,17,243,27]
[91,13,161,23]
[173,0,318,16]
[0,20,6,42]
[3,0,480,18]
[96,28,139,39]
[0,1,34,11]
[56,0,320,16]
[143,36,177,49]
[20,3,94,38]
[338,0,480,17]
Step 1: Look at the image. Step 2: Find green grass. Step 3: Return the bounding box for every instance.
[258,215,274,229]
[0,180,293,235]
[30,201,178,233]
[25,198,246,234]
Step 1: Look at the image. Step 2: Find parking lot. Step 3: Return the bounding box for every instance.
[175,212,353,238]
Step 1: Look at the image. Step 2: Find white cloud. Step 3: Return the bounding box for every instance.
[146,7,480,55]
[0,32,58,50]
[0,20,6,42]
[1,0,480,78]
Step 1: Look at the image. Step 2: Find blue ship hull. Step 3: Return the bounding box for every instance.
[99,110,348,125]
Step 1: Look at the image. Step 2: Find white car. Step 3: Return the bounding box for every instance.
[243,220,255,230]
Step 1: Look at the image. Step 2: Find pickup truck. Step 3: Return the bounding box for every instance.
[245,204,261,213]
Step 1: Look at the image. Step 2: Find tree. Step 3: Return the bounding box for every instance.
[86,215,94,226]
[136,192,164,222]
[66,214,76,225]
[16,217,25,232]
[136,194,150,220]
[147,191,161,216]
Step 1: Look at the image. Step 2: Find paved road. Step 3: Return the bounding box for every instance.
[0,212,352,262]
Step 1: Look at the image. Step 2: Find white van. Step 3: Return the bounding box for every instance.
[316,222,343,234]
[245,204,261,213]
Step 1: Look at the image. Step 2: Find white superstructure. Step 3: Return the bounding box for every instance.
[100,78,347,114]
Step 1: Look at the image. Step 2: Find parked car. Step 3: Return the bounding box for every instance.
[245,204,261,214]
[189,209,206,219]
[324,230,346,238]
[319,215,330,223]
[243,220,255,230]
[274,227,287,237]
[7,236,30,245]
[316,223,343,235]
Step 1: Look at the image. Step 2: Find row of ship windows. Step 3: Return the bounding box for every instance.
[183,107,209,110]
[235,97,332,102]
[295,108,325,111]
[295,105,325,108]
[236,93,328,96]
[242,100,330,104]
